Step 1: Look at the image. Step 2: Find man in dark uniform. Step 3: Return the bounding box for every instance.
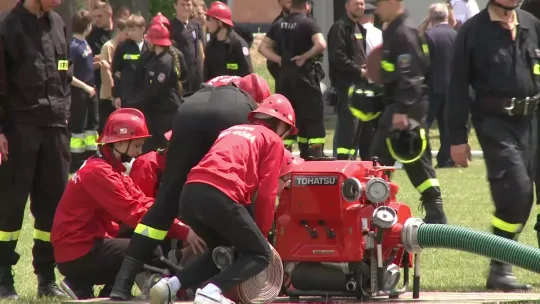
[329,0,376,160]
[448,0,539,291]
[171,0,205,94]
[0,0,72,299]
[203,1,253,81]
[373,0,447,224]
[259,0,327,158]
[267,0,292,82]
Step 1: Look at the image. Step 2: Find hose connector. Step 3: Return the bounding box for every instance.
[401,217,425,254]
[212,246,235,270]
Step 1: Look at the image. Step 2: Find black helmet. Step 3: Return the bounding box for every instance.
[386,119,427,164]
[347,81,384,122]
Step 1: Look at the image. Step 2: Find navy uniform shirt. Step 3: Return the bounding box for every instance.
[171,19,203,94]
[70,37,94,86]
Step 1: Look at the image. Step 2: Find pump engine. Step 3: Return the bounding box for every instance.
[275,159,413,299]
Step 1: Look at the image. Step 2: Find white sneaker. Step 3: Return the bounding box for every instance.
[149,277,180,304]
[193,288,235,304]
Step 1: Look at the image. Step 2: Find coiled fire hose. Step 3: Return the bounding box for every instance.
[403,218,540,272]
[212,245,284,304]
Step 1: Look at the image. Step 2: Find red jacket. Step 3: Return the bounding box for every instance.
[51,147,189,263]
[130,150,167,198]
[187,124,284,236]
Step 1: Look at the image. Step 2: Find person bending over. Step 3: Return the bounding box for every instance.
[149,94,298,304]
[51,108,205,300]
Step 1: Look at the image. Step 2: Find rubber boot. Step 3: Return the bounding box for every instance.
[37,273,67,298]
[59,278,94,300]
[533,215,540,248]
[300,144,324,160]
[109,256,145,300]
[486,228,532,291]
[0,265,18,299]
[420,190,447,224]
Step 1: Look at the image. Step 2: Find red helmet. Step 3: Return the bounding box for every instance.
[98,108,151,144]
[280,149,304,177]
[151,13,171,29]
[237,74,271,104]
[205,1,233,26]
[206,75,242,87]
[248,94,298,135]
[164,130,172,141]
[145,23,172,47]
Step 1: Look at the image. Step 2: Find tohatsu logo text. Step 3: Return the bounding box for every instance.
[294,176,338,186]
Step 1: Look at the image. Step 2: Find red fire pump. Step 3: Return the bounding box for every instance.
[275,157,415,300]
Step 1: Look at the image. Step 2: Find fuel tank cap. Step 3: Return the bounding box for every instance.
[372,206,398,229]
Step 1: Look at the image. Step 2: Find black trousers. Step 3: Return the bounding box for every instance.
[58,239,164,287]
[426,92,452,166]
[127,88,254,263]
[370,106,440,196]
[143,110,176,154]
[176,183,272,292]
[68,87,99,151]
[277,68,326,158]
[335,86,375,160]
[98,99,116,134]
[474,114,537,233]
[0,125,69,275]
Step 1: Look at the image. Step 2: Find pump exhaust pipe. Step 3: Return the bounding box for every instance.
[345,280,357,292]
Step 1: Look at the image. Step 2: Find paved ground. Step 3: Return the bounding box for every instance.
[63,292,540,304]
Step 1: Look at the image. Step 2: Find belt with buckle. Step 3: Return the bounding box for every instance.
[477,96,540,116]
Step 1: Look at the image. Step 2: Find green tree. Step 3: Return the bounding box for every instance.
[148,0,176,19]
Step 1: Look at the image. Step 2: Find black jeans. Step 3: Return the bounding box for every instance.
[427,92,452,166]
[98,99,116,134]
[177,183,272,292]
[57,239,164,288]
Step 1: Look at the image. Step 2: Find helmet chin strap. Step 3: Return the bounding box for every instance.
[113,141,134,163]
[490,0,521,14]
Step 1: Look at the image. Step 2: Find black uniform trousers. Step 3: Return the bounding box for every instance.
[98,99,116,134]
[426,92,452,166]
[69,87,99,171]
[0,125,69,276]
[473,114,537,234]
[276,67,326,158]
[143,110,176,154]
[370,106,440,196]
[175,183,272,292]
[127,89,254,263]
[335,86,375,160]
[58,239,164,292]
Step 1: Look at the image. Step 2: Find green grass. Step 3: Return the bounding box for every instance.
[3,65,500,304]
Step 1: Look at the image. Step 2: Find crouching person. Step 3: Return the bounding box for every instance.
[51,108,205,300]
[149,94,297,304]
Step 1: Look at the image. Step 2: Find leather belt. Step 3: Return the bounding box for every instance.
[476,96,540,116]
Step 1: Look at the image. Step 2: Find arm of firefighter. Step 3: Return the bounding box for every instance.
[327,23,361,75]
[111,43,124,98]
[447,25,472,145]
[131,60,172,107]
[255,140,284,236]
[391,32,426,114]
[235,39,253,76]
[0,35,6,134]
[129,157,159,199]
[298,20,326,60]
[82,167,190,240]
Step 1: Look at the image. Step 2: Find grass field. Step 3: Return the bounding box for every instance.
[3,53,537,304]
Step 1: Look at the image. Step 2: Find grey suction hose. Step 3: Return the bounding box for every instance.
[402,218,540,272]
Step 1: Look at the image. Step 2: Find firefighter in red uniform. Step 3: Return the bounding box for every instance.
[149,94,297,304]
[110,73,271,300]
[51,108,204,300]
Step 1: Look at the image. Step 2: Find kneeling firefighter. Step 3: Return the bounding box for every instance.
[109,73,271,300]
[50,109,203,300]
[148,94,298,304]
[370,2,447,224]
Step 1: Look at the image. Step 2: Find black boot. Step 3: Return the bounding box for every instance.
[37,273,67,298]
[59,278,94,300]
[533,215,540,248]
[486,228,531,291]
[0,265,18,299]
[420,188,447,224]
[486,262,532,291]
[109,256,144,300]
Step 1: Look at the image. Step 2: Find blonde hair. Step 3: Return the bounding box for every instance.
[126,14,146,29]
[166,47,183,95]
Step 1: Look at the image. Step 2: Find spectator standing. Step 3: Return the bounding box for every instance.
[424,3,457,168]
[359,3,382,55]
[449,0,480,27]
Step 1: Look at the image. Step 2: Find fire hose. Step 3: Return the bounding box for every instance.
[212,245,283,304]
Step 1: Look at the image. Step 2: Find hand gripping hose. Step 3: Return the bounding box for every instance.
[402,218,540,272]
[213,245,284,304]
